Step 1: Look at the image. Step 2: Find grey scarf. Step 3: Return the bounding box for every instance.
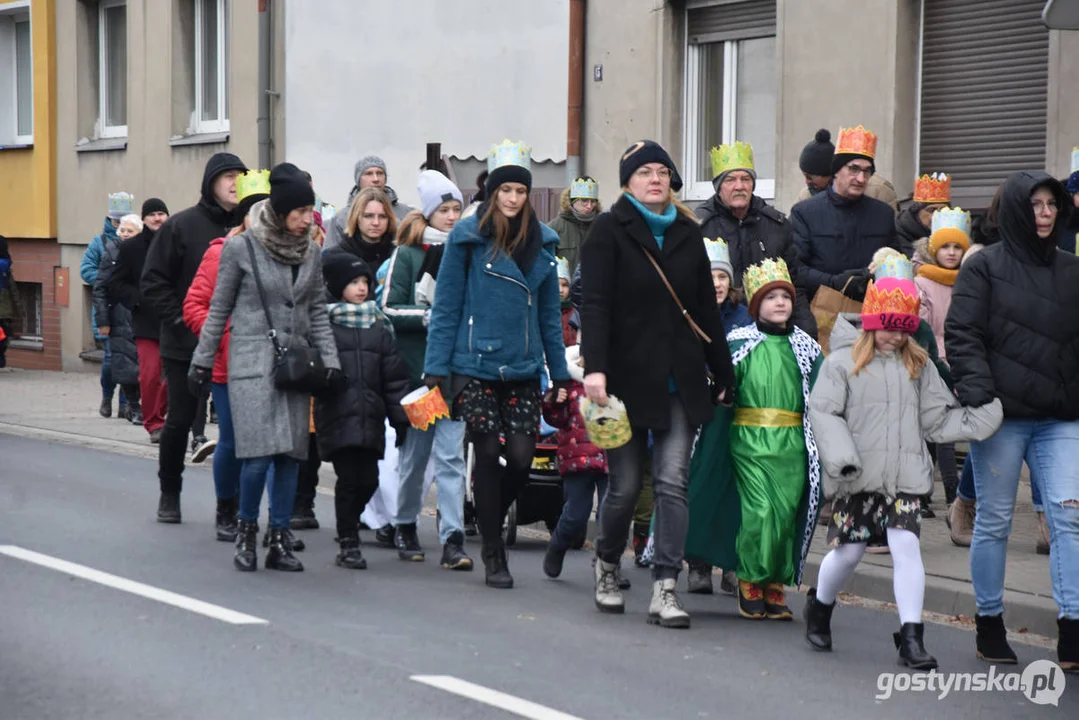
[249,199,313,266]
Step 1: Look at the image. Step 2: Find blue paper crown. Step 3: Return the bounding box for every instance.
[556,256,570,282]
[570,177,598,200]
[108,191,134,218]
[704,238,731,268]
[931,206,972,236]
[1071,147,1079,175]
[873,253,914,282]
[487,139,532,174]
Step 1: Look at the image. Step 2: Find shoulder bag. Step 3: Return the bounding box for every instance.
[639,245,712,344]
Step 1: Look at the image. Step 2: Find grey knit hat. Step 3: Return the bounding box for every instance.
[354,155,387,184]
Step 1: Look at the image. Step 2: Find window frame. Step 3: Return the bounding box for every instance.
[192,0,229,135]
[1,1,34,146]
[12,280,43,343]
[97,0,127,139]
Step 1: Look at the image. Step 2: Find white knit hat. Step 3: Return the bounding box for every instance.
[417,170,464,219]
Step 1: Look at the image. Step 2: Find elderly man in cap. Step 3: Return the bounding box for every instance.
[796,128,899,213]
[325,155,414,251]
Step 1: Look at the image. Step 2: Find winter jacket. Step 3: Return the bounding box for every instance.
[191,201,340,461]
[107,227,162,339]
[721,299,753,333]
[542,347,607,475]
[93,237,139,386]
[696,194,817,337]
[579,194,734,430]
[333,231,396,275]
[547,188,601,275]
[808,314,1002,500]
[795,174,900,214]
[946,171,1079,420]
[790,188,903,300]
[560,304,578,346]
[81,218,120,338]
[912,245,955,364]
[183,237,231,384]
[379,243,429,388]
[424,211,570,383]
[0,264,21,321]
[324,185,413,252]
[142,152,246,362]
[894,203,932,258]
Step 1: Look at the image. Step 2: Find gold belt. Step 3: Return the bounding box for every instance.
[733,408,804,428]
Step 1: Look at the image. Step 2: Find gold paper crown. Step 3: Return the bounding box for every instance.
[236,169,271,203]
[913,173,951,203]
[862,280,921,318]
[709,141,755,179]
[742,257,793,302]
[836,125,878,159]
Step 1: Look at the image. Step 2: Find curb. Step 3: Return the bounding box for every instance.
[0,422,159,461]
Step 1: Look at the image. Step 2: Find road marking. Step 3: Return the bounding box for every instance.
[411,675,585,720]
[0,545,268,626]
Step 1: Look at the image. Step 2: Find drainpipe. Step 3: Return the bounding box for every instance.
[257,0,273,168]
[567,0,585,184]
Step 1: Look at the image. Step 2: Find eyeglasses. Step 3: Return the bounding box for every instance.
[844,163,875,179]
[633,167,672,181]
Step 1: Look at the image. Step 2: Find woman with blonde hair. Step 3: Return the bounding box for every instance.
[337,186,398,272]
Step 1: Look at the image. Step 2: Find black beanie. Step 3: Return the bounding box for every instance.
[269,162,316,215]
[486,165,532,196]
[831,151,876,176]
[799,129,835,177]
[323,251,374,301]
[141,198,169,218]
[618,140,684,192]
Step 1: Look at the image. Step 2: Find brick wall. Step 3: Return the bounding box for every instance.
[7,238,62,371]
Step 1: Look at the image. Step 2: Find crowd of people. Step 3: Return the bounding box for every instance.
[69,122,1078,676]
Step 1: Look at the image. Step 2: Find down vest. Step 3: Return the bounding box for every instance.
[808,315,1002,499]
[945,171,1079,420]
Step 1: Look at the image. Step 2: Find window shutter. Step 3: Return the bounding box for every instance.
[687,0,776,44]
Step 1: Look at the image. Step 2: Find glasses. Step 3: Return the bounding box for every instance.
[844,163,875,179]
[633,167,672,181]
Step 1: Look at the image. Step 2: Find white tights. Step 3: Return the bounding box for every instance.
[815,527,925,624]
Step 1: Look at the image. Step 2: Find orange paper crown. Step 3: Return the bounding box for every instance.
[835,125,878,159]
[913,173,951,203]
[861,278,920,333]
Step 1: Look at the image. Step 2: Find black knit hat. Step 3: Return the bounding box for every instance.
[269,162,316,215]
[141,198,169,218]
[799,129,835,177]
[618,140,683,192]
[322,251,374,301]
[486,164,532,196]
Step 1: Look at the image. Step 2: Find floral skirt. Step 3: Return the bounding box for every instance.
[452,378,542,435]
[826,492,922,547]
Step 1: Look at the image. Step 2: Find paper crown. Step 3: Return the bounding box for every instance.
[108,191,134,218]
[570,177,598,200]
[236,169,271,203]
[581,395,633,450]
[873,253,914,282]
[743,257,793,303]
[914,172,951,203]
[704,238,732,270]
[556,256,570,282]
[929,206,972,255]
[710,141,755,179]
[487,139,532,174]
[835,125,878,159]
[1072,147,1079,175]
[862,278,920,333]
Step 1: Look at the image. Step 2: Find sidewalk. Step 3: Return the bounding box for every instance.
[0,368,1061,637]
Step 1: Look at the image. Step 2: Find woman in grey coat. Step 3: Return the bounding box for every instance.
[189,163,341,573]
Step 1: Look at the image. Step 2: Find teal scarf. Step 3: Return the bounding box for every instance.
[624,193,677,248]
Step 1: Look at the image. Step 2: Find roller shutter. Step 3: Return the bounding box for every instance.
[686,0,776,44]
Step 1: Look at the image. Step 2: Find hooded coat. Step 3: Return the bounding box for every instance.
[81,218,120,338]
[547,188,602,275]
[894,203,932,259]
[92,236,139,385]
[141,152,247,362]
[946,171,1079,420]
[107,226,162,339]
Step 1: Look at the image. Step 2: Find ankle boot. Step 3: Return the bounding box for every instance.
[948,497,975,547]
[262,527,304,552]
[215,497,238,542]
[335,534,367,570]
[975,613,1018,664]
[1058,617,1079,673]
[893,623,938,670]
[234,520,258,572]
[803,588,835,651]
[632,523,650,568]
[264,528,304,572]
[482,540,513,589]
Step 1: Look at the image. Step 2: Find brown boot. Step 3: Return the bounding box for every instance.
[949,497,975,547]
[1036,511,1051,556]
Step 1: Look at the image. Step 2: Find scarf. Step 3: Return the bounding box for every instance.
[249,199,312,266]
[570,207,597,224]
[915,263,958,286]
[422,225,449,249]
[624,193,677,248]
[327,300,391,333]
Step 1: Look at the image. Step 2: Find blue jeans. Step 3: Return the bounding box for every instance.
[395,417,466,544]
[210,383,241,501]
[969,418,1079,619]
[550,472,608,550]
[239,454,299,529]
[959,449,1044,510]
[100,339,126,404]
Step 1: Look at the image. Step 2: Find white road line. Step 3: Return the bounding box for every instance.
[411,675,585,720]
[0,545,268,626]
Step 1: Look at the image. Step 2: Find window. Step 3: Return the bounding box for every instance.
[0,3,33,145]
[97,0,127,138]
[13,281,42,340]
[193,0,229,134]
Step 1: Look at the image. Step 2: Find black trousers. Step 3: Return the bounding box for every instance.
[330,447,380,538]
[295,433,321,513]
[158,357,205,494]
[471,432,535,544]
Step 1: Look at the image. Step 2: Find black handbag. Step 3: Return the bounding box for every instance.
[245,236,326,393]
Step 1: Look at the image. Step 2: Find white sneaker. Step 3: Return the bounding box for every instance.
[593,558,625,614]
[648,578,690,629]
[191,436,217,464]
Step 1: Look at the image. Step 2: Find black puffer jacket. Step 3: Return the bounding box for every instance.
[946,171,1079,419]
[93,238,138,386]
[696,194,817,337]
[108,227,161,339]
[894,203,931,257]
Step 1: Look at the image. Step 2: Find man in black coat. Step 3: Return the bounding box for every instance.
[141,152,247,523]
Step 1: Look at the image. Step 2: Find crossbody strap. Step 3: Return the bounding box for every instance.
[244,236,285,358]
[638,245,712,344]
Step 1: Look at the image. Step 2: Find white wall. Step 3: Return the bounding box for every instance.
[284,0,570,208]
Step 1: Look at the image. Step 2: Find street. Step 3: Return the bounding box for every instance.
[1,433,1074,719]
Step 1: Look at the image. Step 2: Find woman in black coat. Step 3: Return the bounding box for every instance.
[580,140,734,628]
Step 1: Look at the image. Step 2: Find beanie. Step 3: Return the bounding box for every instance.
[799,129,835,177]
[269,162,316,216]
[618,140,683,192]
[417,170,464,219]
[141,198,169,218]
[354,155,387,185]
[323,251,374,301]
[486,164,532,196]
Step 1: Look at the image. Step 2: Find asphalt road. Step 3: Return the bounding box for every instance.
[1,433,1075,719]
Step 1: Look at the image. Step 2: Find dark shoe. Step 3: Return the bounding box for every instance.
[804,588,835,651]
[764,583,793,621]
[264,528,304,571]
[482,541,514,589]
[893,623,938,670]
[543,541,567,578]
[395,523,424,561]
[215,497,238,542]
[234,520,258,572]
[975,614,1018,664]
[440,531,473,570]
[99,397,112,418]
[616,566,631,590]
[290,506,319,530]
[335,535,367,570]
[263,527,305,552]
[156,492,181,524]
[190,436,216,464]
[1057,617,1079,673]
[374,524,397,549]
[921,505,936,519]
[149,428,162,444]
[127,403,143,425]
[632,527,649,568]
[719,569,738,595]
[117,402,128,420]
[738,579,766,620]
[686,560,714,594]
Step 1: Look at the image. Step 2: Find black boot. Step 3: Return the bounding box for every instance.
[374,524,397,549]
[263,526,305,552]
[440,530,473,570]
[156,492,181,524]
[234,520,258,572]
[127,401,143,425]
[99,394,112,418]
[543,541,567,579]
[335,534,367,570]
[893,623,938,670]
[975,614,1018,664]
[1058,617,1079,674]
[215,497,238,542]
[264,528,304,572]
[482,540,514,589]
[395,523,425,562]
[290,504,319,530]
[803,588,835,651]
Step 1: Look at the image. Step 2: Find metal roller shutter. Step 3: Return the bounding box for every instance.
[687,0,776,44]
[919,0,1049,206]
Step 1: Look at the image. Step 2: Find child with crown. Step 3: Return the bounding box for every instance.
[805,262,1002,671]
[684,257,823,622]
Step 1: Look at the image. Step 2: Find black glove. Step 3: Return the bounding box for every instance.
[709,378,735,407]
[833,269,871,301]
[394,425,409,448]
[325,368,347,394]
[187,365,211,397]
[424,374,446,390]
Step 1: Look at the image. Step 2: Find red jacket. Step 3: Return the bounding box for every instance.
[183,237,230,383]
[541,381,607,476]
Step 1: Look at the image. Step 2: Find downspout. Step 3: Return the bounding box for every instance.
[567,0,585,184]
[257,0,273,168]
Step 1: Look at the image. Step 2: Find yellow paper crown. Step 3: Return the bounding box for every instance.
[742,257,792,302]
[709,141,755,179]
[913,172,951,203]
[236,169,271,203]
[836,125,878,159]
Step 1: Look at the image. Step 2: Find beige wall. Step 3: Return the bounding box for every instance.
[1046,29,1079,179]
